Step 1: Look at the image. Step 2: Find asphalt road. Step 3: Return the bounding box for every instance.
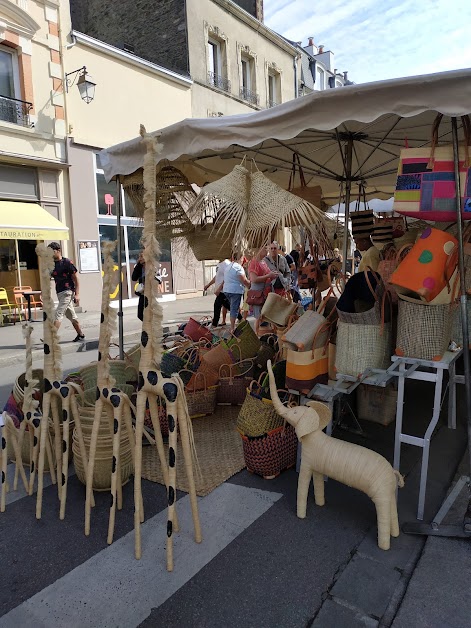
[0,356,468,627]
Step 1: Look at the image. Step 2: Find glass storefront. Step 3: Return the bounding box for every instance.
[95,163,173,300]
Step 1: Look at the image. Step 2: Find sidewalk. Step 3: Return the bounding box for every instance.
[0,294,215,367]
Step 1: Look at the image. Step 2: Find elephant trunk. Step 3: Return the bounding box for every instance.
[267,361,291,422]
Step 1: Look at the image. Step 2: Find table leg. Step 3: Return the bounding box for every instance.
[26,295,32,322]
[417,368,444,520]
[448,360,457,430]
[393,362,406,473]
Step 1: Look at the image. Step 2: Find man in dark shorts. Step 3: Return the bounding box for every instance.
[48,242,85,341]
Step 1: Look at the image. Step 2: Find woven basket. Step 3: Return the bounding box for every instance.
[335,321,392,377]
[201,339,236,373]
[81,384,135,406]
[255,336,278,370]
[161,349,188,377]
[73,440,133,491]
[357,384,398,426]
[281,309,326,351]
[241,424,297,478]
[79,360,137,390]
[236,382,285,437]
[261,293,298,328]
[187,224,233,261]
[217,361,254,406]
[451,301,471,348]
[232,320,261,359]
[184,372,218,418]
[395,297,454,361]
[124,344,141,370]
[184,317,213,343]
[122,165,195,238]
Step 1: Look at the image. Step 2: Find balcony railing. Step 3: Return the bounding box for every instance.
[267,99,279,108]
[240,86,259,106]
[0,95,33,127]
[207,71,231,93]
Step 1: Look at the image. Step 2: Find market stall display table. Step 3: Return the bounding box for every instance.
[389,350,463,520]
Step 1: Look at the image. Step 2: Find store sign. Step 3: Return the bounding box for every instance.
[77,240,100,273]
[0,229,68,240]
[157,262,173,294]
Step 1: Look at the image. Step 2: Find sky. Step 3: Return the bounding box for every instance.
[264,0,471,84]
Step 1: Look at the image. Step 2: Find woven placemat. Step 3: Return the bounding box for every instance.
[141,405,245,497]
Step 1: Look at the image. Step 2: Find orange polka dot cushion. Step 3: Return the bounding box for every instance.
[389,227,458,302]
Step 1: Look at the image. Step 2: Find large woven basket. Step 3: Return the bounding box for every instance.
[451,301,471,348]
[241,424,297,478]
[122,165,195,238]
[79,360,137,391]
[335,320,392,377]
[217,362,254,406]
[73,439,133,491]
[395,297,454,361]
[281,309,326,351]
[13,369,44,405]
[261,293,298,328]
[187,224,233,261]
[184,372,218,418]
[236,383,285,437]
[232,320,261,359]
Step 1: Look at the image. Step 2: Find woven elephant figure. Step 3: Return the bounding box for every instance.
[267,361,404,550]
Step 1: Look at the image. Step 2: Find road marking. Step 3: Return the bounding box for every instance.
[4,462,75,507]
[0,483,282,628]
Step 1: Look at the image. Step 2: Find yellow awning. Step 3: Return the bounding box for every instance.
[0,201,69,240]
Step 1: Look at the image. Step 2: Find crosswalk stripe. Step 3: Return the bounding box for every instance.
[0,483,282,628]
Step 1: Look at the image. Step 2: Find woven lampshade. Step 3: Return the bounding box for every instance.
[122,165,195,238]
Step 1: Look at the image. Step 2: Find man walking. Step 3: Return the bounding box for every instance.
[47,242,85,341]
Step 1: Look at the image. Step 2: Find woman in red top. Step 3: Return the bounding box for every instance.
[248,246,277,335]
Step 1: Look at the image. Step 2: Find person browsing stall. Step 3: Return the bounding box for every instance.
[264,241,291,293]
[248,246,278,335]
[48,242,85,341]
[223,252,251,332]
[350,211,380,272]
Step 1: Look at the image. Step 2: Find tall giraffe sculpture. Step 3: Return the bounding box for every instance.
[133,125,202,571]
[84,240,143,544]
[35,243,89,520]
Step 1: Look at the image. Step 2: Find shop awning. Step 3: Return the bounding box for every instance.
[0,202,69,240]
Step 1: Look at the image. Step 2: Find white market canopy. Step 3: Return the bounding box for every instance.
[100,68,471,204]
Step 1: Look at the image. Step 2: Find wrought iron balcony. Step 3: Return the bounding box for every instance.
[240,86,259,106]
[267,99,279,108]
[207,71,231,93]
[0,94,33,127]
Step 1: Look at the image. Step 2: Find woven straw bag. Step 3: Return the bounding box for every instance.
[261,292,298,328]
[395,297,454,361]
[241,424,297,478]
[184,316,213,343]
[236,380,286,437]
[227,320,261,360]
[187,224,233,261]
[335,320,392,377]
[182,371,218,418]
[201,339,236,373]
[217,361,254,406]
[161,348,188,377]
[281,309,326,351]
[451,301,471,348]
[255,335,278,370]
[336,269,384,325]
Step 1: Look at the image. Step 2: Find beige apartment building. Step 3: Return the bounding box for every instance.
[0,0,69,299]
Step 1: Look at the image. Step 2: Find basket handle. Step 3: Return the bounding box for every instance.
[188,369,207,393]
[395,243,414,265]
[364,267,382,302]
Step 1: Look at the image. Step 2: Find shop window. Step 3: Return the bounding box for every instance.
[96,172,118,216]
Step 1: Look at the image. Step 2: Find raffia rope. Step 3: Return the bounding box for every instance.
[140,124,164,368]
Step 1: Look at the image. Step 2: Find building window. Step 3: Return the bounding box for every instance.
[240,55,258,105]
[315,67,325,91]
[0,45,31,126]
[267,72,280,108]
[207,37,230,92]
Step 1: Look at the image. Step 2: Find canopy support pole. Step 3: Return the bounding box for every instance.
[116,176,124,360]
[15,239,22,288]
[341,138,353,275]
[402,117,471,539]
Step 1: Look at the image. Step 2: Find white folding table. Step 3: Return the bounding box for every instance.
[389,350,463,520]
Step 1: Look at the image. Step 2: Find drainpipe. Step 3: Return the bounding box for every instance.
[293,54,299,98]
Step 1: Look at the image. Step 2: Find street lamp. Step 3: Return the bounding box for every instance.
[65,66,96,104]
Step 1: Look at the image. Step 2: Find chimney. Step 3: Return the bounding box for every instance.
[308,36,314,47]
[318,45,324,54]
[343,71,348,81]
[256,0,264,22]
[334,68,338,75]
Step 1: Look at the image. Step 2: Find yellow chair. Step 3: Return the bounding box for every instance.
[0,287,21,325]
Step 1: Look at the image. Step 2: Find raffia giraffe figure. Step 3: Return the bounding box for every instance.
[84,240,143,544]
[35,243,89,520]
[133,126,202,571]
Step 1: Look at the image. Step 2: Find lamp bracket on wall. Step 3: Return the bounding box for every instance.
[65,66,96,104]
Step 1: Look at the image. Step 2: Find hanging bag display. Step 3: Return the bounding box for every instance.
[389,227,458,302]
[393,114,471,221]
